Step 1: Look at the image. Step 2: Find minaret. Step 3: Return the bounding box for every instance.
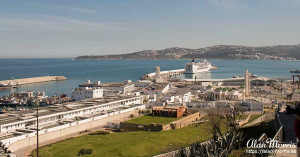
[155,66,160,79]
[155,66,163,83]
[244,69,250,99]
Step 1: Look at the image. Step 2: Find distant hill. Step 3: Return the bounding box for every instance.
[75,44,300,60]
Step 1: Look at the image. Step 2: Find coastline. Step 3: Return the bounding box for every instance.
[74,58,299,61]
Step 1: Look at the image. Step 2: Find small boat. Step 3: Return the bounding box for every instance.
[290,70,300,73]
[0,82,19,90]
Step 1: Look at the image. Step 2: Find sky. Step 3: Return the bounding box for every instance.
[0,0,300,58]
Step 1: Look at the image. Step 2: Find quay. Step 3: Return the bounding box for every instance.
[184,77,244,82]
[146,69,185,78]
[0,76,67,86]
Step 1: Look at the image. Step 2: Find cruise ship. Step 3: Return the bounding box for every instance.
[184,58,212,74]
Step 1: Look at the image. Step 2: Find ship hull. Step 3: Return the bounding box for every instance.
[184,60,212,74]
[184,67,211,74]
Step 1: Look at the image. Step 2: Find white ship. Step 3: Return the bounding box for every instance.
[184,58,212,74]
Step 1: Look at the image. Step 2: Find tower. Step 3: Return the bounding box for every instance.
[155,66,160,79]
[155,66,164,83]
[244,69,250,99]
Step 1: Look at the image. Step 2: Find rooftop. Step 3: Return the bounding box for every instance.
[0,95,141,125]
[143,83,169,91]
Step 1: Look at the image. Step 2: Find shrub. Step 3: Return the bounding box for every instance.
[77,148,93,156]
[129,114,135,119]
[88,130,110,135]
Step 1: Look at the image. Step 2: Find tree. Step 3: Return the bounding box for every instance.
[129,114,135,119]
[176,103,245,157]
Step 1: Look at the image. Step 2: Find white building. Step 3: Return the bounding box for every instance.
[0,96,145,156]
[179,92,193,105]
[135,80,152,87]
[101,82,135,96]
[71,87,103,101]
[0,95,143,133]
[160,94,176,103]
[143,83,170,97]
[186,101,214,109]
[211,90,241,101]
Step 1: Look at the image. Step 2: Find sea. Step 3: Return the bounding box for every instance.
[0,58,299,97]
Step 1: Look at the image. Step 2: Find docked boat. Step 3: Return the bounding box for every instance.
[184,58,212,74]
[290,70,300,73]
[0,82,19,90]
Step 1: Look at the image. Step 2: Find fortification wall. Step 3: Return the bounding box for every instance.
[0,76,67,85]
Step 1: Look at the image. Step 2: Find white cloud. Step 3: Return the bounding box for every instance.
[30,3,99,14]
[209,0,241,9]
[0,16,126,32]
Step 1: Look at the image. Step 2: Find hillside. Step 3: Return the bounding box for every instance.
[75,44,300,60]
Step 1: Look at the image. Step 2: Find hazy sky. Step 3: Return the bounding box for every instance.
[1,0,300,58]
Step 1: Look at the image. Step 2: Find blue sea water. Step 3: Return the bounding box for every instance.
[0,58,299,97]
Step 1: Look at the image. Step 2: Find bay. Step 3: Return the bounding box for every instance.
[0,58,299,97]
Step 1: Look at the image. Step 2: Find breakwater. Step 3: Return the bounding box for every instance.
[142,69,185,80]
[0,76,67,85]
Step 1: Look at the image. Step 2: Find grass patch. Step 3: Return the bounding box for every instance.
[33,123,213,157]
[236,115,249,121]
[126,115,181,125]
[246,114,264,124]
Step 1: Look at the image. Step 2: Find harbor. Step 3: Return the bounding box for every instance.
[0,59,297,97]
[0,59,299,157]
[1,1,300,156]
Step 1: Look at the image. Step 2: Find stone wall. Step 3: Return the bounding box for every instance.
[120,123,164,131]
[169,113,201,129]
[239,114,251,126]
[243,113,273,127]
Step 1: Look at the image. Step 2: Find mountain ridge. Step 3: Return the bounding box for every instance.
[75,44,300,60]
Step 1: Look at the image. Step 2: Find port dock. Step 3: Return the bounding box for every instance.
[0,76,67,86]
[142,69,185,80]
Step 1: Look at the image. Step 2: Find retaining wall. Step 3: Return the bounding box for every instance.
[170,113,201,129]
